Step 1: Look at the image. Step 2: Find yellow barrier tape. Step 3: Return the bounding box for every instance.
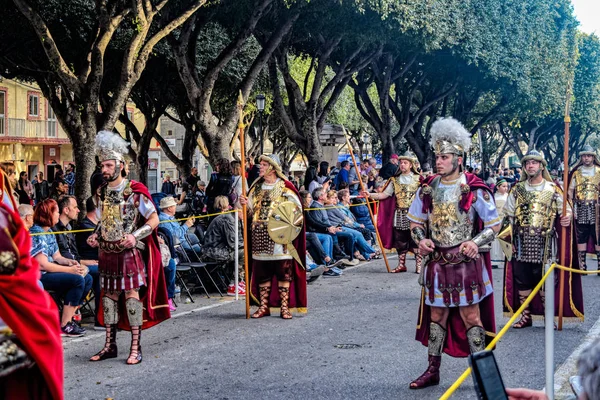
[553,264,599,274]
[439,263,558,400]
[303,201,378,211]
[29,209,240,236]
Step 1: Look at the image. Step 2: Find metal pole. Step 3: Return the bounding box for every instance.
[558,85,572,330]
[545,262,555,400]
[259,111,264,155]
[234,209,239,301]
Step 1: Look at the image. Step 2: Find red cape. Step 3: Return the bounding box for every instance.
[414,173,497,357]
[248,179,307,312]
[0,201,63,399]
[97,180,171,330]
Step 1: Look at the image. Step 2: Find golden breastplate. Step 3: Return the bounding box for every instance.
[513,183,556,231]
[574,168,600,202]
[429,179,473,248]
[392,175,420,209]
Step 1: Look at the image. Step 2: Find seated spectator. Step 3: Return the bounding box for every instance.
[53,195,101,328]
[158,196,200,256]
[324,190,377,261]
[76,197,99,261]
[300,190,351,268]
[29,199,92,337]
[193,181,207,213]
[334,160,350,190]
[305,232,344,277]
[201,196,245,296]
[305,187,358,264]
[337,189,377,243]
[349,196,376,233]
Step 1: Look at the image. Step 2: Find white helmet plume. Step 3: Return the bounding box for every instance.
[429,118,471,155]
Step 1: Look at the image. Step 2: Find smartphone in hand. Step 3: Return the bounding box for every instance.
[468,350,508,400]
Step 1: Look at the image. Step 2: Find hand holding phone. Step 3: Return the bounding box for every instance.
[468,350,508,400]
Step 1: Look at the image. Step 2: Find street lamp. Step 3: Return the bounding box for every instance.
[256,94,266,154]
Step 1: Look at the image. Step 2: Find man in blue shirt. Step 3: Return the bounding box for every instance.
[158,196,199,256]
[335,161,350,190]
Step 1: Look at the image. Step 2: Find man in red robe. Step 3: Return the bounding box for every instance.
[0,169,63,399]
[87,131,170,365]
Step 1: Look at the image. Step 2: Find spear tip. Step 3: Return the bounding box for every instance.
[237,91,245,107]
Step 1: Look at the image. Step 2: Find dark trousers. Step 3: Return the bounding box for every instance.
[41,271,93,306]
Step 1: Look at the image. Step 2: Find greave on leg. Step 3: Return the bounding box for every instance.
[125,297,143,327]
[103,296,119,326]
[410,322,445,389]
[466,326,486,353]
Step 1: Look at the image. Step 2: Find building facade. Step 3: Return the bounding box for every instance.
[0,78,73,181]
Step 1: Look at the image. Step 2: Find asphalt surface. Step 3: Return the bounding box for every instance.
[63,255,600,400]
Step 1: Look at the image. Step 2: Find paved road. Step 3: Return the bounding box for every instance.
[63,256,600,400]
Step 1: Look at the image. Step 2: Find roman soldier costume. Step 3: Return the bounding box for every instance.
[90,131,169,364]
[503,150,584,328]
[0,169,63,399]
[247,154,307,319]
[568,144,600,271]
[407,118,500,389]
[377,151,423,273]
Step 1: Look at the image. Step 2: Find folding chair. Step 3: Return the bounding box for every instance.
[174,243,211,298]
[184,232,224,297]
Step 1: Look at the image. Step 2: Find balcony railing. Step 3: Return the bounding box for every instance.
[5,118,67,140]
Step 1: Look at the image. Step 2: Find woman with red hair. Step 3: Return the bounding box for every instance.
[30,199,93,337]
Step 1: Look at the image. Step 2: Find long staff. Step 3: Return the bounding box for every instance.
[237,92,251,319]
[343,127,391,272]
[558,86,572,330]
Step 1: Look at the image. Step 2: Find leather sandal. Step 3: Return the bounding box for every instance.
[90,324,118,362]
[252,286,271,318]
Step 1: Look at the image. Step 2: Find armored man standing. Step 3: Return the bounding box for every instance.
[406,118,500,389]
[568,144,600,272]
[363,151,422,273]
[88,131,170,365]
[240,154,307,319]
[503,150,584,329]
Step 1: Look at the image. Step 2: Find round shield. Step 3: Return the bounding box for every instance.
[267,201,304,244]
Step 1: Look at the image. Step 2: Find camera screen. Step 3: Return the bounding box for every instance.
[477,354,507,400]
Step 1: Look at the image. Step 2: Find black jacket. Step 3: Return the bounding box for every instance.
[52,220,80,261]
[305,201,332,233]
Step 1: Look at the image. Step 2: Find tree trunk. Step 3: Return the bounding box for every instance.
[71,128,96,207]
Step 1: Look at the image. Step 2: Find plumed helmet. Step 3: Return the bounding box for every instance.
[430,118,471,155]
[95,131,129,163]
